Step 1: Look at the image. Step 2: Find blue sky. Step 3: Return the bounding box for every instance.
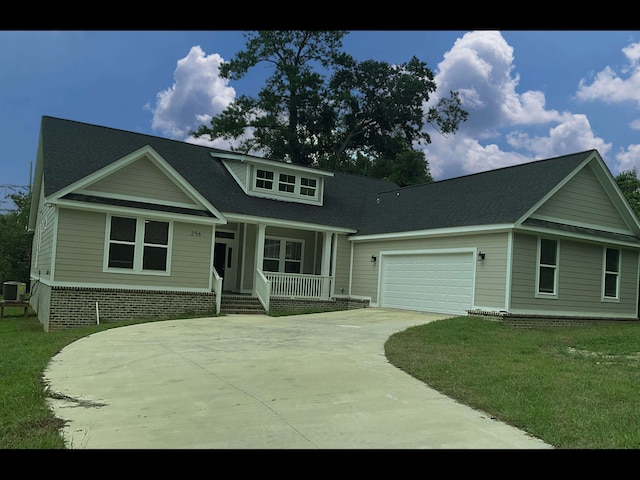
[2,30,640,207]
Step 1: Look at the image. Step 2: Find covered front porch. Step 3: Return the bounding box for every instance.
[210,220,349,314]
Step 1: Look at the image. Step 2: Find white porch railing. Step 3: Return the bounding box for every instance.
[212,267,223,314]
[265,272,333,299]
[255,270,271,312]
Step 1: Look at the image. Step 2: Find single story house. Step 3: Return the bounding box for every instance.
[28,116,640,330]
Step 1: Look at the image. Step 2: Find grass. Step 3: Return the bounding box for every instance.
[2,302,640,449]
[0,304,172,449]
[385,316,640,449]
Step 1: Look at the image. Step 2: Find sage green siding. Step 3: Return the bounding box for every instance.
[510,232,638,317]
[54,208,213,289]
[87,157,197,205]
[224,160,249,190]
[333,234,351,295]
[30,181,56,282]
[533,163,629,231]
[351,232,509,309]
[29,178,55,328]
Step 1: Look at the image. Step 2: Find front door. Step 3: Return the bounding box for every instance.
[214,242,226,290]
[214,230,238,292]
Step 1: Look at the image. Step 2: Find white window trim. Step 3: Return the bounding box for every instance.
[263,236,305,274]
[602,247,620,302]
[535,237,558,298]
[103,214,173,276]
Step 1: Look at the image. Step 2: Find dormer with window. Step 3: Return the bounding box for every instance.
[214,152,332,206]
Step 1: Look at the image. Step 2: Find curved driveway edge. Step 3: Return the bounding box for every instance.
[44,308,552,449]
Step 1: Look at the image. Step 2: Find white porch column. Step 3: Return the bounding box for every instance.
[321,232,333,299]
[255,223,266,283]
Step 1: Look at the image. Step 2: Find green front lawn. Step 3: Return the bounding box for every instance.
[385,316,640,449]
[2,304,640,449]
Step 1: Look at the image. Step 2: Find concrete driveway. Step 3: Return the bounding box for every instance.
[43,308,552,449]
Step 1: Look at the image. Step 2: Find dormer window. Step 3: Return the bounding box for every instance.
[216,153,331,206]
[279,174,295,193]
[253,168,319,201]
[300,177,317,197]
[256,169,274,190]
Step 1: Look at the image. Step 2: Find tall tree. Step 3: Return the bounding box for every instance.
[0,191,32,289]
[192,31,348,166]
[191,31,468,186]
[615,168,640,218]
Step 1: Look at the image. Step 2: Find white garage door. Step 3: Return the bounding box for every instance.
[380,252,474,315]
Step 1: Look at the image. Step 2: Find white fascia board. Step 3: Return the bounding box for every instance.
[211,152,334,177]
[349,224,514,242]
[73,190,208,211]
[53,198,225,226]
[223,212,356,234]
[528,213,633,236]
[515,223,640,249]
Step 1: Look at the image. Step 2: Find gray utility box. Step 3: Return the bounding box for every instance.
[3,281,26,302]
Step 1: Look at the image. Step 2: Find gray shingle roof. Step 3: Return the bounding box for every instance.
[356,151,594,236]
[39,116,596,236]
[40,116,397,231]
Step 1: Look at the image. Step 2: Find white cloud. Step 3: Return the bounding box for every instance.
[423,31,610,180]
[614,144,640,174]
[432,31,564,135]
[505,114,611,158]
[422,135,529,180]
[576,42,640,105]
[148,46,236,140]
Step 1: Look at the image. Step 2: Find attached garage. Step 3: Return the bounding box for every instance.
[379,249,475,316]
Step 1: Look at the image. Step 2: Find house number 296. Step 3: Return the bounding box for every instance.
[191,230,202,237]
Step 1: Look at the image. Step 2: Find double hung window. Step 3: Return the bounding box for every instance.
[603,248,620,300]
[537,238,558,296]
[300,177,317,197]
[278,174,296,193]
[107,216,170,273]
[256,169,274,190]
[262,237,303,274]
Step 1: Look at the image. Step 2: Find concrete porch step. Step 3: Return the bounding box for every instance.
[220,294,265,314]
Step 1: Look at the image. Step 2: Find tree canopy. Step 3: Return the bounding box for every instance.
[191,31,468,187]
[615,168,640,218]
[0,191,32,289]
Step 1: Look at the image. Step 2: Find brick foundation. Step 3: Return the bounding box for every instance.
[48,287,216,330]
[467,309,639,328]
[269,296,369,313]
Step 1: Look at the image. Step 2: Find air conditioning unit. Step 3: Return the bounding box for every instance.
[3,281,26,302]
